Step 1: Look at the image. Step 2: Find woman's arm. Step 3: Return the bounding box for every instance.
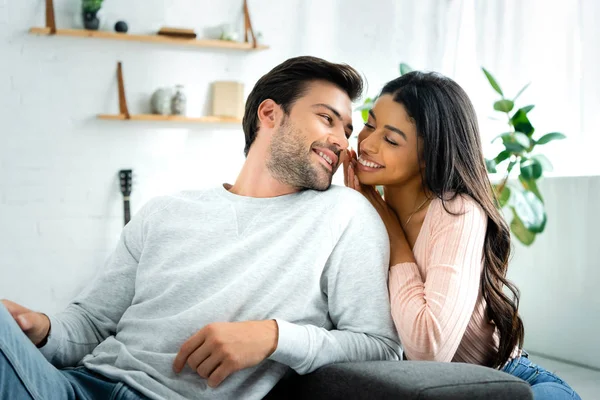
[389,198,487,362]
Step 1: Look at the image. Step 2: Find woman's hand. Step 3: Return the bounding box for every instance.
[343,151,414,264]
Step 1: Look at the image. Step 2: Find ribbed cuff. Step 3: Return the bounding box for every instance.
[38,315,63,361]
[267,319,310,371]
[390,262,421,282]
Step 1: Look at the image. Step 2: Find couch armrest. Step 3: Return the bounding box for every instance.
[264,361,533,400]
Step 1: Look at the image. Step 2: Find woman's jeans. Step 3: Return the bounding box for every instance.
[502,352,582,400]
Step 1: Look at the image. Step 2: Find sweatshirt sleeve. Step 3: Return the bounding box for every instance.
[268,194,402,373]
[39,197,166,367]
[388,197,487,362]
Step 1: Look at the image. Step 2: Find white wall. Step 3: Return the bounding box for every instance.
[0,0,596,368]
[0,0,420,312]
[507,176,600,369]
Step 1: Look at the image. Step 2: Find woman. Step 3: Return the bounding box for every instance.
[344,71,580,399]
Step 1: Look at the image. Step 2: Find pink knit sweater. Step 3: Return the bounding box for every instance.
[389,194,510,366]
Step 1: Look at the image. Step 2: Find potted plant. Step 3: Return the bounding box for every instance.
[82,0,103,30]
[481,68,565,245]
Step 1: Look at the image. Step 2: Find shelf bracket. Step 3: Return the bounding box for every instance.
[243,0,257,48]
[117,62,131,119]
[45,0,57,34]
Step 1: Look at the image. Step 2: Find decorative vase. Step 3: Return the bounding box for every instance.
[151,88,173,115]
[171,85,187,116]
[83,10,100,30]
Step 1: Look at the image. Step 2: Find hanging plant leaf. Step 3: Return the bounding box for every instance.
[510,109,535,136]
[532,154,553,172]
[511,190,546,233]
[520,158,543,180]
[494,99,515,113]
[500,134,527,153]
[536,132,566,145]
[494,150,511,165]
[498,185,511,208]
[486,159,497,173]
[400,63,413,76]
[514,132,531,149]
[519,175,543,203]
[492,132,511,143]
[355,97,374,123]
[482,68,504,96]
[510,209,536,246]
[513,83,531,101]
[520,105,535,114]
[355,98,374,111]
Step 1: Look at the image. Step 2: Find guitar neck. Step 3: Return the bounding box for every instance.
[123,197,131,226]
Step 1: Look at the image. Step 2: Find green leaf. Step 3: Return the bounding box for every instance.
[506,159,518,174]
[498,185,511,208]
[514,132,531,149]
[486,159,497,173]
[491,132,510,143]
[361,109,368,123]
[510,109,535,136]
[510,209,537,246]
[499,134,527,153]
[519,175,544,203]
[493,132,529,152]
[511,190,546,233]
[520,158,543,180]
[355,97,373,123]
[482,67,504,96]
[494,99,514,113]
[513,83,531,101]
[355,98,373,110]
[532,154,553,172]
[520,105,535,114]
[494,150,511,165]
[400,63,413,76]
[536,132,566,145]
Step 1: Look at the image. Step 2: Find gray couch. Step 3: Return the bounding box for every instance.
[264,361,533,399]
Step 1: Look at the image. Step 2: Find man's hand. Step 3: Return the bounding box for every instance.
[173,320,278,388]
[1,299,50,346]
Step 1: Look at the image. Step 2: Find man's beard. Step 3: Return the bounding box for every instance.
[266,117,336,191]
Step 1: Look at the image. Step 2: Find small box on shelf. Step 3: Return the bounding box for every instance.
[212,81,245,120]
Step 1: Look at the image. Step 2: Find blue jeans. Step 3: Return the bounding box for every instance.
[0,304,148,400]
[502,353,581,400]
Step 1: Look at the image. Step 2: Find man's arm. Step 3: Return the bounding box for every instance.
[38,197,165,367]
[268,195,402,373]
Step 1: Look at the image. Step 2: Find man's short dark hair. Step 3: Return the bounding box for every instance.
[242,56,363,156]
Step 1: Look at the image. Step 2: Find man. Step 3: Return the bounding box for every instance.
[0,56,401,400]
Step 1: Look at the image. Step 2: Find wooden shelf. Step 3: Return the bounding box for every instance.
[97,114,242,124]
[29,27,268,51]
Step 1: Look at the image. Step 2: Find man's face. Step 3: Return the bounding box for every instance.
[267,81,353,191]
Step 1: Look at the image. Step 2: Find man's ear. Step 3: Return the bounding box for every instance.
[257,99,280,130]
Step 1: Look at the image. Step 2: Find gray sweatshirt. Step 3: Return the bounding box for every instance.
[40,185,401,400]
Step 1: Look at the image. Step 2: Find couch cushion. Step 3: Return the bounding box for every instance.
[264,361,533,399]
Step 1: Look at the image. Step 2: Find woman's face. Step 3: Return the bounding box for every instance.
[356,94,423,187]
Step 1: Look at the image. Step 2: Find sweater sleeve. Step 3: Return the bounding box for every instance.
[268,194,402,373]
[388,196,487,362]
[39,197,167,367]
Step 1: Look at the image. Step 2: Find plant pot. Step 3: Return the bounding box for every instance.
[83,10,100,30]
